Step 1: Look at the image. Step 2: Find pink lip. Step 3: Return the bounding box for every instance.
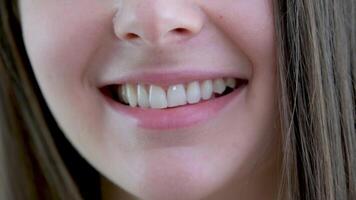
[102,84,246,130]
[98,70,248,130]
[98,69,249,88]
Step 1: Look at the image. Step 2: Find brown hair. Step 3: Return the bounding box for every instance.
[0,0,355,199]
[0,0,98,199]
[274,0,356,199]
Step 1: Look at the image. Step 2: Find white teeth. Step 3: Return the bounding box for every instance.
[225,78,236,88]
[213,78,226,94]
[167,84,187,107]
[201,80,213,100]
[137,84,150,108]
[118,85,129,104]
[186,81,201,104]
[149,85,168,109]
[125,84,138,107]
[116,77,239,109]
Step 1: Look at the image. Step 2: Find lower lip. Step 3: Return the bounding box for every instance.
[102,85,246,130]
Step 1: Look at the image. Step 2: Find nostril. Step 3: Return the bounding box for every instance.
[171,28,190,35]
[125,33,140,40]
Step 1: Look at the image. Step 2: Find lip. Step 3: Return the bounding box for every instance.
[100,75,247,130]
[97,69,249,88]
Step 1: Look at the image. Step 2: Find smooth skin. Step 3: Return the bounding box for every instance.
[19,0,280,199]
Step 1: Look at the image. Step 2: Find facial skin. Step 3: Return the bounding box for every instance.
[20,0,280,199]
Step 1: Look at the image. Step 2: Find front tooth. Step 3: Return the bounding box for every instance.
[125,84,138,107]
[201,80,213,100]
[225,78,236,88]
[137,84,149,108]
[213,78,226,94]
[167,84,187,107]
[149,85,168,109]
[186,81,201,104]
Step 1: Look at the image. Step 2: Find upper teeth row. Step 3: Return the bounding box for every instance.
[118,78,237,109]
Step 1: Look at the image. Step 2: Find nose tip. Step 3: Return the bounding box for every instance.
[113,1,204,45]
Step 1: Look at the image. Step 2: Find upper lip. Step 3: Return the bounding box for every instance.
[92,40,251,88]
[92,42,254,89]
[97,68,250,88]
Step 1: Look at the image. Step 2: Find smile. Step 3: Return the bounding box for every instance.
[103,77,246,109]
[99,71,248,129]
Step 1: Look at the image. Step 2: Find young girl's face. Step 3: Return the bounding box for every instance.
[20,0,279,199]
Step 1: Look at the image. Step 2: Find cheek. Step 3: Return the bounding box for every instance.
[204,0,277,119]
[21,1,113,86]
[217,0,277,117]
[202,0,277,118]
[20,1,118,146]
[212,0,278,164]
[204,0,275,68]
[21,2,112,106]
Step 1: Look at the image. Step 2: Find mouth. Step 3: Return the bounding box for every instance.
[99,72,248,130]
[101,77,247,108]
